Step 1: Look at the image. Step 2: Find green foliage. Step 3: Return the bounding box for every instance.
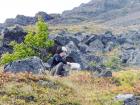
[0,19,54,65]
[24,19,54,48]
[89,61,98,67]
[1,42,36,64]
[104,56,121,71]
[102,50,122,72]
[0,52,14,64]
[112,70,140,87]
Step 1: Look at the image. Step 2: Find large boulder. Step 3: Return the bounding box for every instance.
[35,11,54,21]
[82,33,117,52]
[117,31,140,45]
[0,47,13,57]
[0,23,4,32]
[87,39,104,53]
[14,15,36,26]
[74,32,91,42]
[115,94,138,105]
[0,26,27,56]
[65,41,82,63]
[4,56,46,74]
[121,48,140,66]
[78,43,89,53]
[64,41,103,70]
[4,15,36,27]
[3,11,54,27]
[49,34,79,46]
[81,54,103,70]
[1,26,27,47]
[84,35,98,45]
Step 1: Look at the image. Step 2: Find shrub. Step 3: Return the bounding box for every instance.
[112,70,140,87]
[0,19,54,65]
[104,56,121,71]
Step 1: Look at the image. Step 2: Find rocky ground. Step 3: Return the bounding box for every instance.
[1,26,140,72]
[0,0,140,104]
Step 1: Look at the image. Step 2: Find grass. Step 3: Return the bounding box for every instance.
[0,71,80,105]
[23,22,110,35]
[53,70,140,105]
[23,22,140,35]
[0,68,140,105]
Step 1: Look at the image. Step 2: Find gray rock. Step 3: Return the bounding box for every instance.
[74,32,90,42]
[136,96,140,105]
[37,80,60,89]
[2,11,54,28]
[100,33,116,44]
[104,41,115,52]
[80,54,102,70]
[2,26,27,47]
[49,34,79,46]
[65,41,82,63]
[4,15,35,27]
[4,56,46,74]
[0,26,27,56]
[35,11,54,21]
[120,48,140,67]
[60,0,140,26]
[82,33,117,52]
[118,31,140,45]
[115,94,138,105]
[87,39,104,53]
[78,43,89,53]
[0,47,13,57]
[84,35,98,45]
[94,69,112,77]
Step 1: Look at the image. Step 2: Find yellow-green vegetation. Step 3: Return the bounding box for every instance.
[0,69,140,105]
[0,72,80,105]
[0,19,54,65]
[24,22,140,35]
[24,22,109,35]
[103,48,122,71]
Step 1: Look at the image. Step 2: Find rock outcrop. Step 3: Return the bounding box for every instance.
[0,0,140,29]
[1,24,140,71]
[35,12,54,22]
[2,26,27,47]
[116,94,138,105]
[0,26,27,56]
[49,31,140,70]
[0,11,55,31]
[37,0,138,26]
[4,56,46,74]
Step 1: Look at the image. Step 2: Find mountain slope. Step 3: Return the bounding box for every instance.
[0,0,140,32]
[60,0,140,26]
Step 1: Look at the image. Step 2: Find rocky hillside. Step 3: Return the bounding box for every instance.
[0,12,59,32]
[0,0,140,31]
[1,25,140,71]
[61,0,140,26]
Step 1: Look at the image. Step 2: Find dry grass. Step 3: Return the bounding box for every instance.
[23,22,140,36]
[0,68,140,105]
[24,22,110,35]
[50,70,140,105]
